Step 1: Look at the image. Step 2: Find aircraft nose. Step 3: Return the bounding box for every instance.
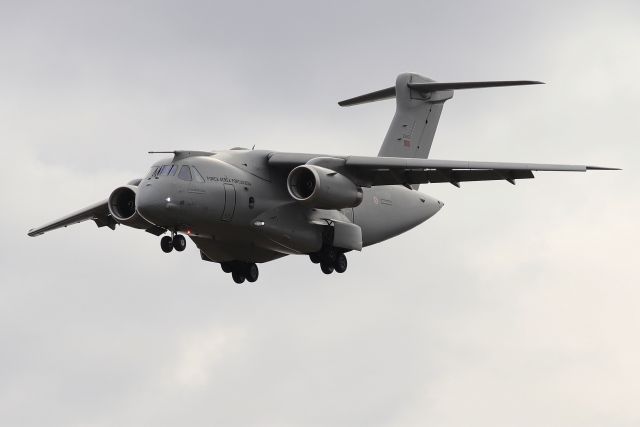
[136,184,169,226]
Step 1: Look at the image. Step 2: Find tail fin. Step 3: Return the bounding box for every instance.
[339,73,542,161]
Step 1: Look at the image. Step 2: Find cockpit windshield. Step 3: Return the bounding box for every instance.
[158,165,178,176]
[145,167,159,179]
[151,164,205,181]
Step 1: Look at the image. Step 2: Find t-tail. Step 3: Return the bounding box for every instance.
[339,73,543,187]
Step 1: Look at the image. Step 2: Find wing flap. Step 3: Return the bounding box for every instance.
[344,156,604,172]
[363,169,535,186]
[344,156,617,186]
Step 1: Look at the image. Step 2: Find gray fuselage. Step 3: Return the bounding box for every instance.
[136,149,443,263]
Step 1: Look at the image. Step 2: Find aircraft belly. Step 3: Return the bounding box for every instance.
[191,234,286,263]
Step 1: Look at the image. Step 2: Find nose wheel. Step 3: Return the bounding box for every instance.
[173,234,186,251]
[160,234,187,253]
[160,236,173,253]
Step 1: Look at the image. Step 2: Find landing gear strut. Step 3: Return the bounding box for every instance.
[222,261,259,284]
[160,233,187,253]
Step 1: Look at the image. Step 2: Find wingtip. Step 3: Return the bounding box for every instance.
[518,80,544,86]
[586,166,621,171]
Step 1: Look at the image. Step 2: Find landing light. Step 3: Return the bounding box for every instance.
[253,221,265,227]
[165,197,171,203]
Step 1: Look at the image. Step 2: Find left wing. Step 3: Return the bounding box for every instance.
[27,200,115,237]
[268,153,618,187]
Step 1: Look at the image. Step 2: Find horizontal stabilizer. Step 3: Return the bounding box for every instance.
[407,80,543,92]
[338,86,396,107]
[338,79,543,107]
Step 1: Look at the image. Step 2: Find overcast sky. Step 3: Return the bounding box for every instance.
[1,1,638,426]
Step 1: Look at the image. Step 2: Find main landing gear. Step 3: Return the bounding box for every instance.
[160,233,186,253]
[309,248,348,275]
[221,261,259,284]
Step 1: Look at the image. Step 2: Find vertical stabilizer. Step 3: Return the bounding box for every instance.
[377,73,453,160]
[338,74,543,188]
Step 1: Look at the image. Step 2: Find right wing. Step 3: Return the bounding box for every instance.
[344,156,618,187]
[27,200,115,237]
[268,153,618,187]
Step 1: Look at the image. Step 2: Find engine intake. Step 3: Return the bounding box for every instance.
[108,185,154,229]
[287,165,363,209]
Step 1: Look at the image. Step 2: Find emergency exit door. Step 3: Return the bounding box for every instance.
[221,184,236,221]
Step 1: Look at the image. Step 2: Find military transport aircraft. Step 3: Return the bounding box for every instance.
[28,73,617,283]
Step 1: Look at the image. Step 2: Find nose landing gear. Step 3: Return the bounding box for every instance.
[160,233,187,253]
[172,234,186,251]
[160,235,173,253]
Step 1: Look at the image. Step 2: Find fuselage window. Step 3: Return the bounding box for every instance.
[178,165,192,181]
[191,166,205,183]
[168,165,178,176]
[159,165,172,176]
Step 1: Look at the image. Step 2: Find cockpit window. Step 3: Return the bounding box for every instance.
[178,165,192,181]
[191,166,205,183]
[158,164,178,176]
[146,167,159,179]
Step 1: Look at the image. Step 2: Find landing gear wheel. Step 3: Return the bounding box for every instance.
[320,261,334,274]
[160,236,173,253]
[232,270,246,284]
[221,262,233,273]
[173,234,186,251]
[309,253,321,264]
[245,263,259,283]
[325,249,337,263]
[334,253,347,273]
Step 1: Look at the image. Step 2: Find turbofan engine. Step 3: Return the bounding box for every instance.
[287,165,363,209]
[108,185,154,229]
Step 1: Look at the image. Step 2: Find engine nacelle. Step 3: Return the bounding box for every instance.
[108,185,154,229]
[287,165,363,209]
